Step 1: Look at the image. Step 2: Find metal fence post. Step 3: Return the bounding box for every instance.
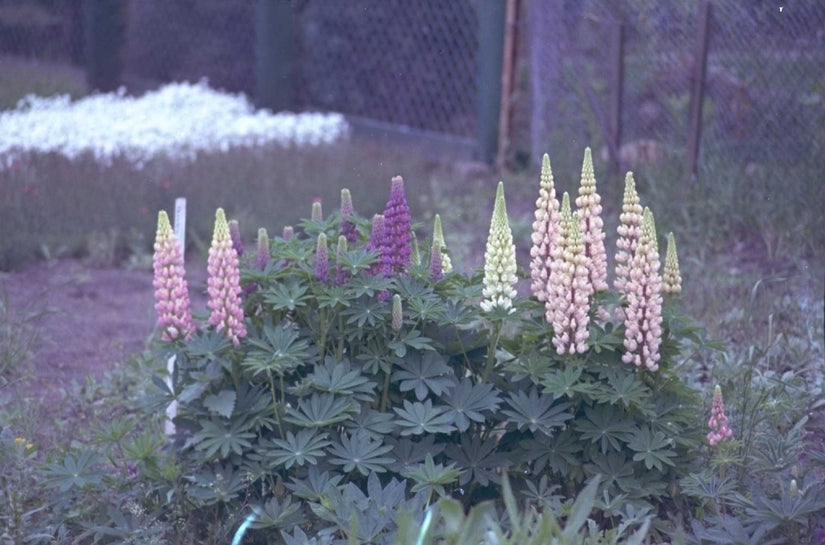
[83,0,127,92]
[608,22,624,174]
[477,1,507,164]
[688,0,711,175]
[255,0,293,112]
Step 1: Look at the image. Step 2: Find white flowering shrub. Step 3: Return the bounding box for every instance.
[0,80,349,170]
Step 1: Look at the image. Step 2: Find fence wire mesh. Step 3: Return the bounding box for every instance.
[2,0,823,173]
[522,0,825,176]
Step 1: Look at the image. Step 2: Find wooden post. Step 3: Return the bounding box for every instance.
[688,0,711,175]
[83,0,127,92]
[255,0,293,111]
[496,0,519,171]
[608,22,624,174]
[477,1,506,164]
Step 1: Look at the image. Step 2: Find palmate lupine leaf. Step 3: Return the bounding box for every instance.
[393,399,457,436]
[584,451,636,493]
[285,466,343,502]
[242,323,314,378]
[249,495,303,530]
[342,297,388,328]
[402,453,462,498]
[589,367,651,409]
[346,407,397,439]
[262,279,311,311]
[502,388,572,436]
[540,366,585,400]
[385,435,446,473]
[202,389,236,418]
[388,329,436,358]
[574,404,637,454]
[42,450,105,492]
[444,435,510,486]
[627,426,676,470]
[284,392,357,428]
[520,429,582,474]
[440,378,502,432]
[267,429,331,469]
[327,430,395,475]
[306,358,377,401]
[193,418,256,459]
[392,351,455,401]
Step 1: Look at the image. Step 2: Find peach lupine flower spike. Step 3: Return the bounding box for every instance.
[707,385,733,445]
[153,210,193,342]
[207,208,247,346]
[530,153,560,302]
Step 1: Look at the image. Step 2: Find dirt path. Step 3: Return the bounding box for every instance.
[1,259,207,409]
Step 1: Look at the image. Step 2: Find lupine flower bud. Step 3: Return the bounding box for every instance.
[663,232,682,294]
[622,208,663,371]
[335,235,349,285]
[430,239,444,281]
[282,225,294,241]
[153,210,192,341]
[575,148,608,292]
[366,213,388,277]
[432,214,452,273]
[257,228,270,271]
[315,233,330,283]
[546,192,592,354]
[530,153,560,302]
[207,208,247,346]
[392,294,403,332]
[707,384,733,445]
[615,172,644,294]
[410,231,421,266]
[383,176,412,274]
[481,182,517,313]
[311,198,323,222]
[228,219,244,257]
[339,188,358,243]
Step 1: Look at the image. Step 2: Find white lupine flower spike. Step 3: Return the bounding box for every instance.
[481,182,518,314]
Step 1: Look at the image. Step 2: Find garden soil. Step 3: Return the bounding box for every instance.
[1,258,208,414]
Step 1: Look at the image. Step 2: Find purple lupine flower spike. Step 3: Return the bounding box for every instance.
[315,232,330,283]
[340,188,358,243]
[153,210,193,341]
[335,235,349,285]
[366,214,387,277]
[282,225,294,241]
[382,175,412,274]
[257,228,270,271]
[207,208,247,346]
[228,219,244,257]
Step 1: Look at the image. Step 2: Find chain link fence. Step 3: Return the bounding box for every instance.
[3,0,824,173]
[522,0,825,176]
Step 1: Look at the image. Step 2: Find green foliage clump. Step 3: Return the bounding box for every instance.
[140,181,711,544]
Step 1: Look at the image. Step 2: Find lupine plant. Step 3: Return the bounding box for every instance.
[140,151,810,544]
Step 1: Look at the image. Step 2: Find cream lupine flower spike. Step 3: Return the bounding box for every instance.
[663,232,682,294]
[530,153,560,302]
[614,172,644,294]
[622,207,663,371]
[481,182,518,313]
[207,208,247,346]
[575,148,608,292]
[547,192,592,354]
[432,214,452,273]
